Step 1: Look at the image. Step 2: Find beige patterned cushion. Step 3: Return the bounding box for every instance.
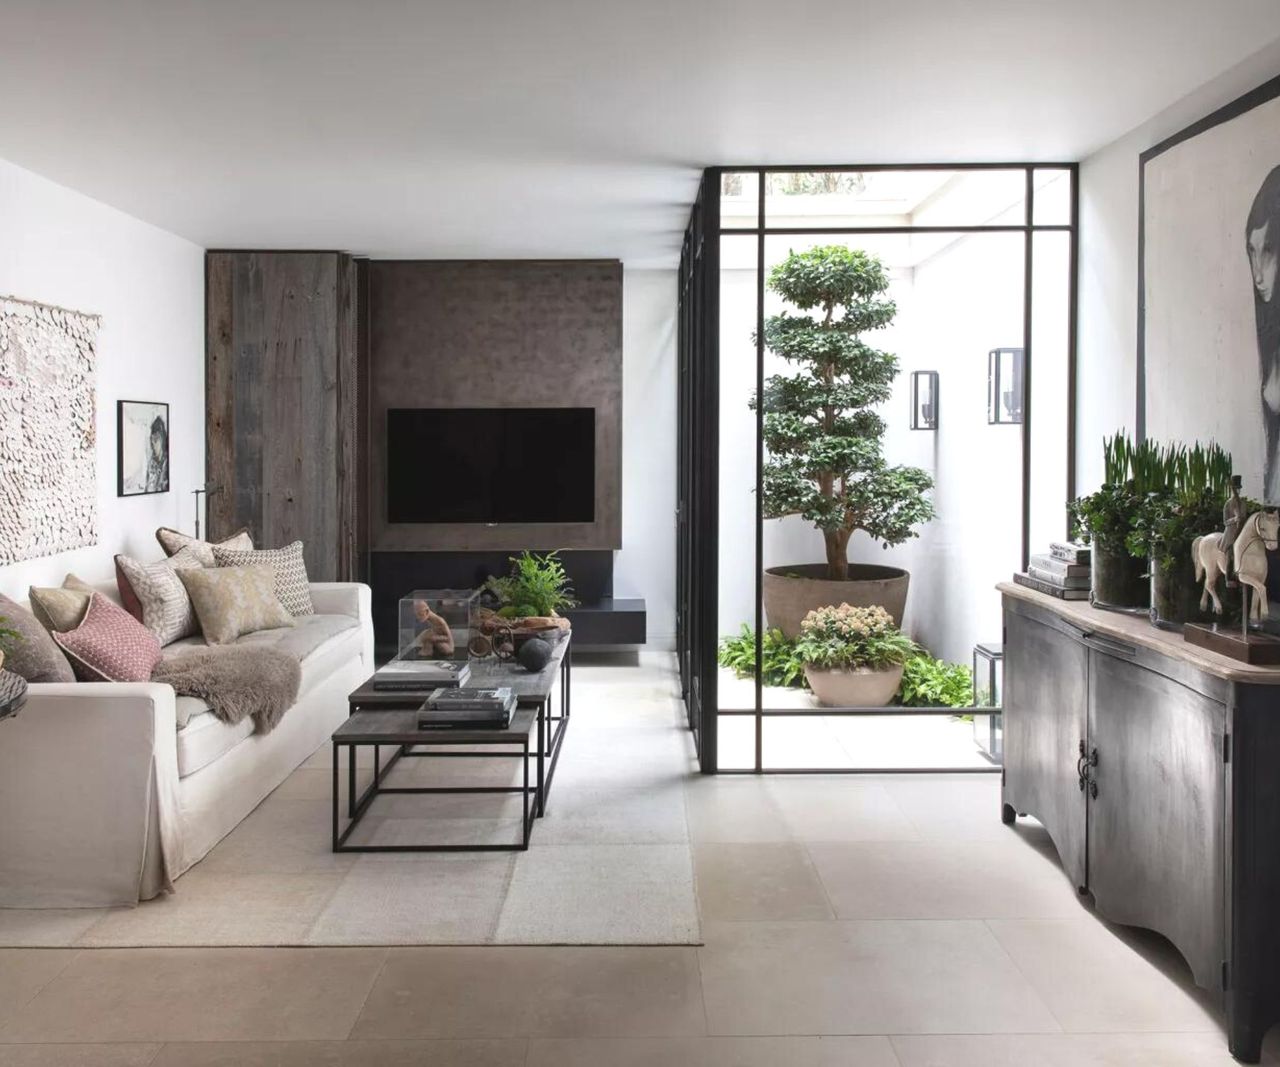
[114,548,204,646]
[27,574,96,633]
[156,527,254,567]
[212,541,314,617]
[177,565,294,645]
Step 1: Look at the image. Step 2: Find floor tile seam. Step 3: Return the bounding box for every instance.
[797,839,840,921]
[340,946,393,1042]
[978,917,1068,1035]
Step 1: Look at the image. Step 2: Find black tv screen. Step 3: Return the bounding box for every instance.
[386,407,596,524]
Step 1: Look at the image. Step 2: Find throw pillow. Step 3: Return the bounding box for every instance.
[177,565,295,645]
[28,574,97,633]
[114,548,205,646]
[52,593,163,682]
[0,592,76,683]
[211,541,314,616]
[155,527,254,567]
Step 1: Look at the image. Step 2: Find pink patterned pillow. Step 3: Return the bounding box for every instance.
[53,593,163,682]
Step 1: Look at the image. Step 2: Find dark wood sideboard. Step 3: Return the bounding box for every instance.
[999,583,1280,1063]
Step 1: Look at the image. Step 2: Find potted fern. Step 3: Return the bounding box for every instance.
[482,551,577,645]
[757,245,934,636]
[0,616,21,673]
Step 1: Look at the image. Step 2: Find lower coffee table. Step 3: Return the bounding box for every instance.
[333,636,571,852]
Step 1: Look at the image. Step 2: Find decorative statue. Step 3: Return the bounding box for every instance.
[1194,509,1280,619]
[1221,475,1247,578]
[411,599,456,658]
[1235,510,1280,622]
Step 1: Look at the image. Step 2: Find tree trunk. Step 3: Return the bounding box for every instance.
[824,527,853,581]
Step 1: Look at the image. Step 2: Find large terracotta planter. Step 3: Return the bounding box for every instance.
[763,563,909,638]
[804,663,904,708]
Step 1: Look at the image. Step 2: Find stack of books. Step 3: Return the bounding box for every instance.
[372,658,471,692]
[418,686,516,729]
[1014,541,1092,601]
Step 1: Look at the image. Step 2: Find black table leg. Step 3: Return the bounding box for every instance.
[347,742,356,818]
[331,740,340,850]
[536,697,546,817]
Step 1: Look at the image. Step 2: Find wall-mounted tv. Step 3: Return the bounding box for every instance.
[386,407,596,524]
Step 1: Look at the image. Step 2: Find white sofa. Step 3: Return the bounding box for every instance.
[0,579,374,907]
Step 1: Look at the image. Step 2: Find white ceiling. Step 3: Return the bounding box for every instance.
[3,1,1279,267]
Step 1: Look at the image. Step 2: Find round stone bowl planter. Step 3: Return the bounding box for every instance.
[804,663,905,708]
[763,563,910,638]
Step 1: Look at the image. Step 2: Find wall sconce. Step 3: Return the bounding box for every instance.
[987,348,1024,424]
[910,371,938,430]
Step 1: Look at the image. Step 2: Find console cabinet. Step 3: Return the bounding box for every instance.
[1000,586,1280,1063]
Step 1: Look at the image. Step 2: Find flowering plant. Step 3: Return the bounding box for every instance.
[794,603,916,671]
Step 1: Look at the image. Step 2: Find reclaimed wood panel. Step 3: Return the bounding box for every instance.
[205,251,359,581]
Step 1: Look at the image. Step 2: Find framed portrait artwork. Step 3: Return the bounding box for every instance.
[117,400,170,496]
[1139,74,1280,503]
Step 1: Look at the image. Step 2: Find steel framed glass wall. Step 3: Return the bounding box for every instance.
[680,165,1078,775]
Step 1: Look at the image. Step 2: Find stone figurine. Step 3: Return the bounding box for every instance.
[411,599,456,658]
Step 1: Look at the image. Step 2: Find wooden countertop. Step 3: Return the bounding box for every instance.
[998,581,1280,685]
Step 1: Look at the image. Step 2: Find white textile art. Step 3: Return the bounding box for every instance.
[0,296,100,564]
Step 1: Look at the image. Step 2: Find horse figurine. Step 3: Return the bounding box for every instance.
[1194,510,1280,619]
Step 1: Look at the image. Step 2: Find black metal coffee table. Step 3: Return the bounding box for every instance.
[334,637,570,852]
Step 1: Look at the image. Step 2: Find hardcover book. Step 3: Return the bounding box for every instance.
[1049,541,1091,565]
[1029,552,1091,578]
[1013,571,1090,600]
[1027,562,1091,589]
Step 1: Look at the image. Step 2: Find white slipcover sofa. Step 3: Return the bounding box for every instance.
[0,578,373,907]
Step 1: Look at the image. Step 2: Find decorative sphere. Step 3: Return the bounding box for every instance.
[517,637,552,672]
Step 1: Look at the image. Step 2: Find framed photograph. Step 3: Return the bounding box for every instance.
[117,400,170,496]
[1139,74,1280,502]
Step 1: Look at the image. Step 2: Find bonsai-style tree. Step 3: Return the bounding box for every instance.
[759,245,934,580]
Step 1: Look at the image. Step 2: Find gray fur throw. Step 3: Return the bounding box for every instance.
[153,645,301,734]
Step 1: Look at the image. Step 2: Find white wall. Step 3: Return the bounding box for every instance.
[1077,39,1280,491]
[616,269,677,648]
[0,157,205,597]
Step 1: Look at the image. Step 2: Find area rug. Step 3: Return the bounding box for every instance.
[0,654,703,947]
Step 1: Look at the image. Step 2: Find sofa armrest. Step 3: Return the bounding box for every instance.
[309,581,374,672]
[0,682,181,906]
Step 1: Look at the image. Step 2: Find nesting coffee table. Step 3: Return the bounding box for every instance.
[333,636,571,852]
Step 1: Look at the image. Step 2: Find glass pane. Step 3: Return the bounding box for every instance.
[757,229,1023,769]
[720,171,760,229]
[1033,168,1072,226]
[1027,230,1072,552]
[763,169,1026,229]
[717,234,758,768]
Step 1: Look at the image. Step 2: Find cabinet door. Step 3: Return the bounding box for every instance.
[1087,646,1226,990]
[1002,606,1089,891]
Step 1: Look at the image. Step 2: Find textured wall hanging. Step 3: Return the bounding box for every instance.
[0,295,100,565]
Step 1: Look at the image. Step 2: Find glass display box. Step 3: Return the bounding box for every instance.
[972,641,1004,761]
[396,589,482,663]
[910,370,938,430]
[987,347,1025,424]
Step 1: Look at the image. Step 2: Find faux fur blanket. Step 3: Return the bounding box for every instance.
[153,645,301,734]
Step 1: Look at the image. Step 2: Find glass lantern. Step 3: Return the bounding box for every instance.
[910,370,938,430]
[987,347,1024,424]
[972,641,1004,761]
[396,589,481,663]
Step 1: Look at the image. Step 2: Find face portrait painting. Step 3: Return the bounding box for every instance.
[1248,166,1280,501]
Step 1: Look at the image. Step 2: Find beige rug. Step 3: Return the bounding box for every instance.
[0,654,703,947]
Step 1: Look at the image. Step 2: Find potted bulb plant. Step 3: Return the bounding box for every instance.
[1070,432,1157,611]
[757,245,934,636]
[795,603,917,707]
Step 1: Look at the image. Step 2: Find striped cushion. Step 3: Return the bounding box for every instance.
[53,593,163,682]
[211,541,314,616]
